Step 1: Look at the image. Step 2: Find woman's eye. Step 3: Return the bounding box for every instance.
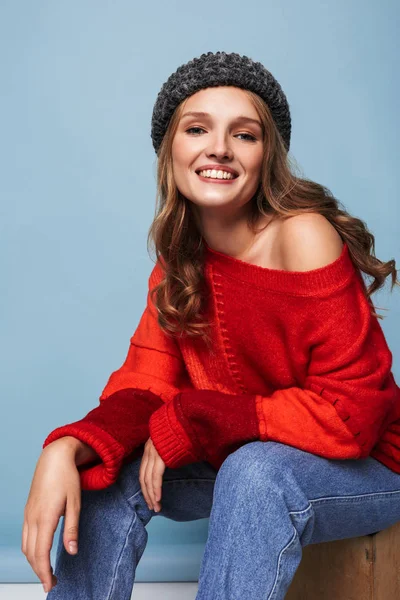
[237,133,257,141]
[186,127,205,135]
[185,127,256,142]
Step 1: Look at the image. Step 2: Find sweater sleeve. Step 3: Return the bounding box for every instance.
[43,261,191,490]
[149,269,399,470]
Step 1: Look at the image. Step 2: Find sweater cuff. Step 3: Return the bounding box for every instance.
[148,399,200,468]
[43,422,125,490]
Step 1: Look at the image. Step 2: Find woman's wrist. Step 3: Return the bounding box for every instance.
[45,436,99,466]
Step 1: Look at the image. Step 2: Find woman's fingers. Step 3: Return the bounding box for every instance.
[152,461,163,509]
[139,451,153,509]
[144,454,156,508]
[63,493,81,555]
[139,440,164,512]
[23,520,53,593]
[34,519,57,593]
[146,455,163,511]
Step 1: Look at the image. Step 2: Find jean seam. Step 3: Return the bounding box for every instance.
[310,489,400,505]
[267,525,300,600]
[126,488,144,503]
[106,511,138,600]
[267,504,313,599]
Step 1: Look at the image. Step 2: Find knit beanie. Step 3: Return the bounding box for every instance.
[150,51,291,154]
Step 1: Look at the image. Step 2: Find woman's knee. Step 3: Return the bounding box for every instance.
[216,441,309,492]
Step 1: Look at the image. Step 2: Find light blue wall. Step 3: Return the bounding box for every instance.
[1,0,399,583]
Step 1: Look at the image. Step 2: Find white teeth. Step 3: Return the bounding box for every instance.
[198,169,236,180]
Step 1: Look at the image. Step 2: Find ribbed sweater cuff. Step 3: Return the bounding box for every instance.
[43,422,125,490]
[149,399,200,468]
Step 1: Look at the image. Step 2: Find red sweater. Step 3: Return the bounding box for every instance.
[43,242,400,490]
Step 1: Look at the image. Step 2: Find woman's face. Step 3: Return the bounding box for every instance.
[171,86,264,224]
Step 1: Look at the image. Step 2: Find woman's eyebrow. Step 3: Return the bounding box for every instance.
[181,111,262,129]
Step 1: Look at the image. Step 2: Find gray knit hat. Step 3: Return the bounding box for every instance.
[151,51,291,154]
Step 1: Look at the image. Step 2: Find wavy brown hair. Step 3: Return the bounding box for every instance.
[147,88,399,347]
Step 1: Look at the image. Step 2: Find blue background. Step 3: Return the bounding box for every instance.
[1,0,399,583]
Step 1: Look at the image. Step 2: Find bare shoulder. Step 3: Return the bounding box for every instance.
[277,212,344,272]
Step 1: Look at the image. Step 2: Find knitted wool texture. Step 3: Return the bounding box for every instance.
[43,244,400,490]
[150,50,292,154]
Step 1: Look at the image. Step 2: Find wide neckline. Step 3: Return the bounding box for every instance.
[204,240,356,295]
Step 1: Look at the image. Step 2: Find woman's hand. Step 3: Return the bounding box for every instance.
[139,437,166,512]
[22,439,83,594]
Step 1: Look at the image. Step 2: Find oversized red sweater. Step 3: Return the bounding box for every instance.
[43,242,400,490]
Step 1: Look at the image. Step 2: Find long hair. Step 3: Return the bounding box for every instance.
[147,89,399,347]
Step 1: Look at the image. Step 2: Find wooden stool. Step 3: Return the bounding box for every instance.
[286,520,400,599]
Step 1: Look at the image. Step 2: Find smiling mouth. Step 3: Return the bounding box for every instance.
[195,170,239,181]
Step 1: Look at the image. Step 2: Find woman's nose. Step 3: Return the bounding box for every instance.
[206,139,233,160]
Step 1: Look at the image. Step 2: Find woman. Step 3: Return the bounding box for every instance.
[23,51,400,599]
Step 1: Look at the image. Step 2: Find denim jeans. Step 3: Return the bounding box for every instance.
[47,441,400,599]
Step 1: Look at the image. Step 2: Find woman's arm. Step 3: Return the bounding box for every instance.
[43,261,190,490]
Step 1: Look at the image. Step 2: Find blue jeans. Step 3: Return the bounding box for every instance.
[47,441,400,599]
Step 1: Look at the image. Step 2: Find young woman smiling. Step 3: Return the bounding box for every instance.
[23,51,400,599]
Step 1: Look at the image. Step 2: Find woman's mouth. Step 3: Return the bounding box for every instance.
[195,169,239,184]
